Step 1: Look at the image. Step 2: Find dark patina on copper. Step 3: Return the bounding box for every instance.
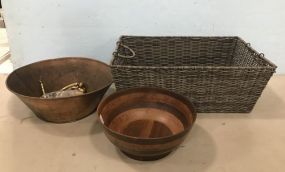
[6,57,113,123]
[97,87,196,161]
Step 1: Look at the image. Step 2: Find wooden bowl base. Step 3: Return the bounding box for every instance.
[121,151,171,161]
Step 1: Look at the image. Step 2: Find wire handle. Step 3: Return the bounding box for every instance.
[115,42,136,58]
[247,42,265,57]
[259,53,265,57]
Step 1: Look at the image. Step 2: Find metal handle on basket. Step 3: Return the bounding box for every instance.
[246,43,265,57]
[115,42,136,58]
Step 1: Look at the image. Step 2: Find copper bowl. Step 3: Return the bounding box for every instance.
[6,57,112,123]
[97,87,196,161]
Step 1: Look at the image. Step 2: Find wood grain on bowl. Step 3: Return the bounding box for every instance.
[97,87,196,161]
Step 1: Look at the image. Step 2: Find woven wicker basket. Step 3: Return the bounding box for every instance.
[111,36,277,113]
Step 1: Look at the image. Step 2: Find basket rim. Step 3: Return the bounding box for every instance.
[119,35,239,38]
[111,35,277,69]
[110,64,276,70]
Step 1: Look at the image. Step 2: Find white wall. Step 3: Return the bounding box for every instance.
[2,0,285,73]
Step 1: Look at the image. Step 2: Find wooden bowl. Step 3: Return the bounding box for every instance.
[6,57,112,123]
[97,87,196,161]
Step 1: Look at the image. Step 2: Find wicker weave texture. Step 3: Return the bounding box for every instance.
[111,36,277,113]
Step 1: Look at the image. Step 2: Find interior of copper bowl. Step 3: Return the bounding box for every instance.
[6,57,112,98]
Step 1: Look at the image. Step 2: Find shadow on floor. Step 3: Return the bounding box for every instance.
[90,124,216,172]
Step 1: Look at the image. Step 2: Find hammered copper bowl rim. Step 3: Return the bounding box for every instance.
[6,57,113,100]
[97,87,197,141]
